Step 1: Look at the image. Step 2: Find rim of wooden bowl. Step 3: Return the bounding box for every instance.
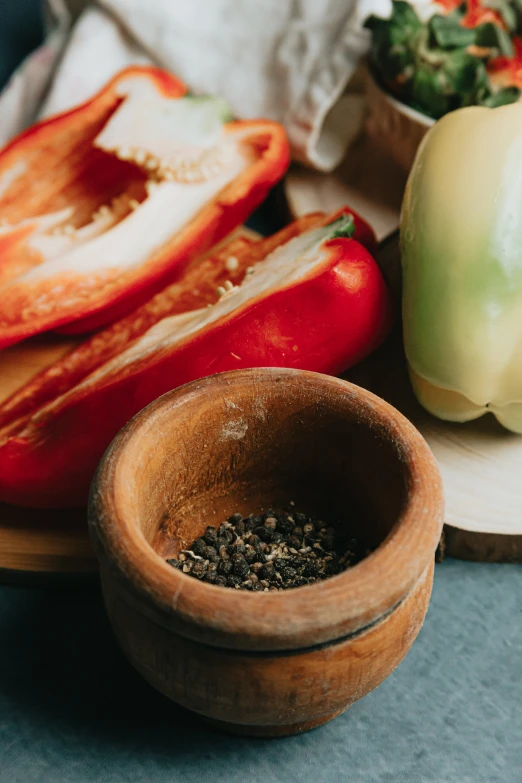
[89,368,444,652]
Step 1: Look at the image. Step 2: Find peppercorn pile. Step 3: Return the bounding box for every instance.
[166,508,366,590]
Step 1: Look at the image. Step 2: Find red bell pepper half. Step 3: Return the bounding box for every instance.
[0,209,392,508]
[0,66,290,348]
[0,213,328,427]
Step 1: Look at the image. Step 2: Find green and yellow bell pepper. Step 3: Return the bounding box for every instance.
[401,101,522,433]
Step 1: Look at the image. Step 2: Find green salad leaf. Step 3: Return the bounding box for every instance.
[366,0,522,119]
[429,13,476,50]
[474,21,514,55]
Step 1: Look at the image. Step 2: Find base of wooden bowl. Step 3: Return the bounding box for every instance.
[100,558,434,736]
[204,708,347,737]
[91,369,442,734]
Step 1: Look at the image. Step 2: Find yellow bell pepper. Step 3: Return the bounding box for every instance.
[401,102,522,433]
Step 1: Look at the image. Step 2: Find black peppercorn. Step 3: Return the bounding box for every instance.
[231,553,249,578]
[256,526,274,543]
[203,526,218,545]
[302,561,320,577]
[277,517,294,534]
[192,538,207,557]
[258,562,276,581]
[218,524,234,543]
[244,545,257,564]
[192,560,207,578]
[217,559,233,576]
[202,545,218,561]
[166,506,367,591]
[232,540,246,555]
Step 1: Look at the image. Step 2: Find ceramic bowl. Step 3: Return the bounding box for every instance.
[365,72,434,171]
[88,368,444,736]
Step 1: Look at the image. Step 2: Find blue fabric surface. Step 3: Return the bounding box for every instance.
[1,561,521,783]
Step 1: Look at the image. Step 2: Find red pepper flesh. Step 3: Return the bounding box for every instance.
[0,210,392,508]
[0,66,290,348]
[488,37,522,88]
[0,213,328,428]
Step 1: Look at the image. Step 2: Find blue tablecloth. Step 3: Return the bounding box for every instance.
[1,4,521,781]
[2,561,522,783]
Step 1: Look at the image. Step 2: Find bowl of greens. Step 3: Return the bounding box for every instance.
[364,0,522,168]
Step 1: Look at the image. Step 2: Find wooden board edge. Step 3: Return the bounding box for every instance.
[443,525,522,564]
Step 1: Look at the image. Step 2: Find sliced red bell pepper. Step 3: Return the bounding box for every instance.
[0,66,290,348]
[461,0,506,29]
[488,36,522,88]
[0,213,328,427]
[0,209,392,508]
[435,0,506,28]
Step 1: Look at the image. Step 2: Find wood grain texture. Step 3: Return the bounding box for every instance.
[0,335,95,574]
[100,558,434,736]
[89,368,443,735]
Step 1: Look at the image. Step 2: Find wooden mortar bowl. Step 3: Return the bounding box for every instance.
[89,368,444,737]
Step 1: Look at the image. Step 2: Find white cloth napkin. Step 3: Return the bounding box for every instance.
[0,0,391,171]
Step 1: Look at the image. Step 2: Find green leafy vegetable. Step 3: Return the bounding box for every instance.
[483,0,518,31]
[474,21,514,55]
[366,0,522,120]
[482,85,521,104]
[429,13,476,49]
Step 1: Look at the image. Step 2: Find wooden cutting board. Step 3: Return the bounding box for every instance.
[0,336,96,576]
[287,135,522,562]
